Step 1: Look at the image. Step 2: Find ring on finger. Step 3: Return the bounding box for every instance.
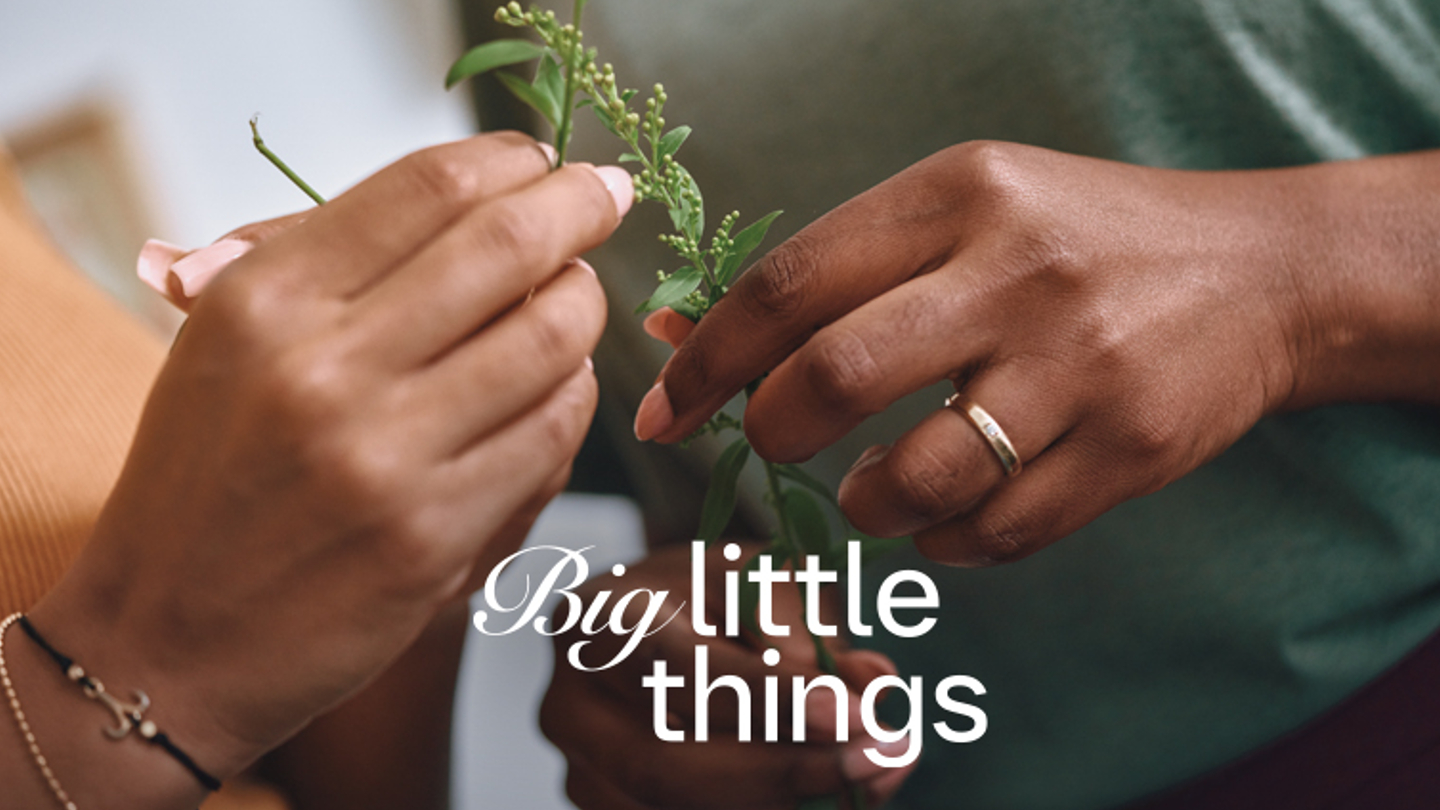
[944,393,1022,478]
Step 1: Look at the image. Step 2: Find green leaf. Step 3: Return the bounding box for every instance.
[445,39,546,89]
[716,210,782,286]
[635,266,705,314]
[589,103,619,137]
[621,88,638,103]
[497,72,560,128]
[670,296,708,321]
[737,552,765,638]
[672,167,705,241]
[534,53,566,123]
[776,464,839,508]
[657,125,692,160]
[696,438,751,544]
[783,488,832,557]
[618,152,643,163]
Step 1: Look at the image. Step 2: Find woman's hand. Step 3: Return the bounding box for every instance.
[540,543,914,810]
[22,132,633,797]
[634,142,1440,566]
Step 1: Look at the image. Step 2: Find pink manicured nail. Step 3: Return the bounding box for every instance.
[169,238,253,297]
[537,141,558,165]
[136,239,188,296]
[642,310,671,341]
[584,356,595,371]
[589,165,634,217]
[634,381,674,441]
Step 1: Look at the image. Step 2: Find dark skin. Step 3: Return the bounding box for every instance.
[637,141,1440,562]
[551,141,1440,808]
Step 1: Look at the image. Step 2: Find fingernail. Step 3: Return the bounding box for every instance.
[136,239,188,296]
[572,258,597,277]
[169,238,253,297]
[589,165,634,218]
[537,141,558,165]
[634,381,674,441]
[584,356,594,371]
[841,737,911,782]
[642,310,670,341]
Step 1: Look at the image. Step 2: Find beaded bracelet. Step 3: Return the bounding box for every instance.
[3,612,223,799]
[2,612,77,809]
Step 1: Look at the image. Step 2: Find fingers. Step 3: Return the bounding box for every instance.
[350,163,629,368]
[436,366,597,555]
[642,308,695,348]
[459,461,573,598]
[743,270,993,462]
[912,430,1139,566]
[224,132,555,300]
[837,369,1072,539]
[401,260,605,454]
[138,132,553,311]
[641,154,970,444]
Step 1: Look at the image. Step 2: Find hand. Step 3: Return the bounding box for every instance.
[633,140,1367,566]
[27,132,632,789]
[540,543,915,810]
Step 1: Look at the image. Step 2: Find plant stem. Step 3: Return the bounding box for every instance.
[553,0,586,167]
[250,118,326,206]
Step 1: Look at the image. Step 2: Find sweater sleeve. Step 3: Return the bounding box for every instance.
[0,142,166,614]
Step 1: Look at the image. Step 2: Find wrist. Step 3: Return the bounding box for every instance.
[27,566,269,792]
[1,612,211,809]
[1268,153,1440,410]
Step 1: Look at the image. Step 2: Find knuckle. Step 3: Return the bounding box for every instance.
[401,147,482,209]
[952,140,1026,201]
[1121,408,1182,463]
[329,435,406,506]
[966,513,1034,565]
[801,328,884,415]
[262,344,351,426]
[664,341,714,403]
[737,231,819,320]
[532,377,596,463]
[526,295,589,365]
[887,445,962,525]
[476,197,545,262]
[205,272,283,341]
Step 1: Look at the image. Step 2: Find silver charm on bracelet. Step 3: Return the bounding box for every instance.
[73,670,152,740]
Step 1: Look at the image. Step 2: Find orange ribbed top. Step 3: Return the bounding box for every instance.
[0,146,165,614]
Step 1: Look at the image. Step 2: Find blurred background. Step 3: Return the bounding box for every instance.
[0,2,643,807]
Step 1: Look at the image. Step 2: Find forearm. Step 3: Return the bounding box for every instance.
[1275,149,1440,409]
[257,601,469,810]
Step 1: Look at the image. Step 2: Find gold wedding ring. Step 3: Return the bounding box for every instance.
[945,394,1022,478]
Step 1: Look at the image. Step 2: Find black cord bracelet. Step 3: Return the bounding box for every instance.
[17,616,222,793]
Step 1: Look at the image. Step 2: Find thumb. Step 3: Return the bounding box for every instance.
[137,211,310,311]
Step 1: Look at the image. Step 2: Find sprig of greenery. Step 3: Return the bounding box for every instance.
[446,8,897,807]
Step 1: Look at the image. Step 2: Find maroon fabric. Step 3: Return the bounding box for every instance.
[1127,629,1440,810]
